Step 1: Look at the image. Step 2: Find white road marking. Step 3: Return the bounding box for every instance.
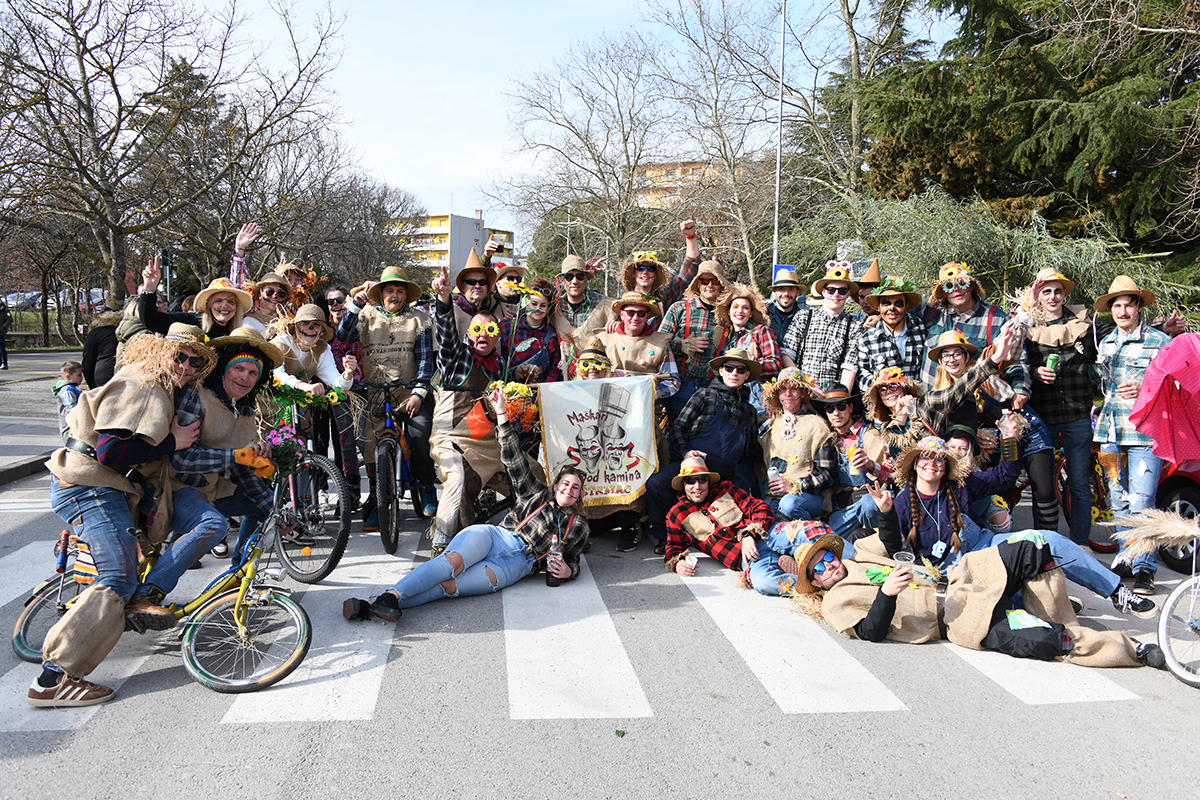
[0,541,58,607]
[0,499,54,513]
[222,545,407,723]
[942,643,1141,704]
[0,650,148,732]
[683,567,907,713]
[504,555,652,719]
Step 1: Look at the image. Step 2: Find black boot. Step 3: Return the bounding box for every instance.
[361,473,377,524]
[344,471,362,512]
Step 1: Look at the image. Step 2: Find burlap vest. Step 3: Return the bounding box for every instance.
[275,336,327,381]
[598,330,671,374]
[760,414,832,483]
[681,491,744,541]
[172,388,259,502]
[358,305,430,411]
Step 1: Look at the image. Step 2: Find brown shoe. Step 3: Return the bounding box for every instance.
[779,555,800,575]
[125,597,177,631]
[27,674,115,708]
[1132,570,1156,597]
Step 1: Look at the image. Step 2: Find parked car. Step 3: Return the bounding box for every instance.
[1157,460,1200,574]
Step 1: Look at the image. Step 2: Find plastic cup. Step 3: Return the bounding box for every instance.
[847,445,862,475]
[893,551,915,567]
[684,555,698,572]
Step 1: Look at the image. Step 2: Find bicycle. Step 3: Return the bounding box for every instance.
[1158,550,1200,688]
[12,512,312,693]
[359,378,430,554]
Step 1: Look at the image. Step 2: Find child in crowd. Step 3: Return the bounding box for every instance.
[52,360,85,443]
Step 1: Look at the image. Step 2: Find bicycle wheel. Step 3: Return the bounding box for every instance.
[12,574,86,663]
[277,453,351,583]
[181,589,312,693]
[376,437,400,554]
[1158,574,1200,688]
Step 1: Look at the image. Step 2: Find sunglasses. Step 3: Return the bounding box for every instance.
[879,384,904,394]
[681,475,709,486]
[941,277,972,292]
[578,359,610,373]
[262,288,288,299]
[918,456,947,466]
[877,297,905,308]
[461,277,490,287]
[468,321,500,337]
[823,285,850,296]
[698,277,721,286]
[564,272,588,282]
[327,296,346,305]
[721,363,750,375]
[808,551,837,579]
[635,264,657,272]
[622,308,649,318]
[174,353,206,369]
[824,401,851,411]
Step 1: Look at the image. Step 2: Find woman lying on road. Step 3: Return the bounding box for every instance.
[343,386,590,622]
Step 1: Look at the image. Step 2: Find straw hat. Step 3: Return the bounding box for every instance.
[789,533,846,594]
[621,252,668,294]
[684,260,728,298]
[864,366,925,421]
[610,291,662,319]
[760,367,820,417]
[930,262,986,303]
[927,329,979,363]
[286,304,333,342]
[207,326,284,369]
[716,284,769,329]
[252,272,292,299]
[1032,267,1075,296]
[709,346,762,381]
[367,265,421,306]
[771,267,807,292]
[856,258,883,287]
[456,249,497,294]
[194,278,253,316]
[671,453,722,491]
[813,261,859,295]
[892,435,968,487]
[1094,275,1156,312]
[164,322,217,376]
[560,254,588,274]
[576,336,612,371]
[864,276,922,311]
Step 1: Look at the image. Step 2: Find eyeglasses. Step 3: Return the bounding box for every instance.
[635,264,657,272]
[262,288,288,299]
[681,475,709,486]
[721,363,750,375]
[622,308,649,318]
[564,272,588,282]
[939,348,966,360]
[878,297,905,308]
[327,296,346,306]
[578,359,609,373]
[823,285,850,296]
[468,321,500,337]
[941,277,972,292]
[918,456,947,467]
[808,551,837,579]
[174,353,206,369]
[461,277,490,287]
[824,401,850,411]
[698,277,721,286]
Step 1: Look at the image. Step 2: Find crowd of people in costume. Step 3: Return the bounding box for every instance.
[28,218,1184,709]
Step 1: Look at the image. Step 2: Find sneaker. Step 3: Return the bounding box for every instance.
[779,554,800,576]
[1136,642,1167,670]
[362,506,379,532]
[419,484,438,517]
[1111,585,1156,618]
[368,592,402,622]
[125,597,177,631]
[1069,596,1084,615]
[1111,561,1135,580]
[1133,570,1156,597]
[210,540,230,558]
[616,527,640,552]
[27,674,115,708]
[431,544,446,557]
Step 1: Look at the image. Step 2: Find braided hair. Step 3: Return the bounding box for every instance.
[905,482,964,555]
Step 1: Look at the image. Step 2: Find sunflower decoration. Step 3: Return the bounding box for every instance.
[488,380,540,433]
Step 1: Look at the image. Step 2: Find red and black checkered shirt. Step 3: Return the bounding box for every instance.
[664,482,775,570]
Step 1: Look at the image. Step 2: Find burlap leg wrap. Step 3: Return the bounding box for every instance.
[43,584,127,677]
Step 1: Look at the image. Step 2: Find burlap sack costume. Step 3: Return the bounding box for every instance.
[429,370,504,544]
[821,535,1139,667]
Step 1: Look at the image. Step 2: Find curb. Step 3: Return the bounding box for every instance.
[0,453,51,487]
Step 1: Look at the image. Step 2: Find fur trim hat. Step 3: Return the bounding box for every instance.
[368,265,421,306]
[789,533,846,594]
[286,304,333,342]
[194,278,253,316]
[864,366,925,422]
[927,329,979,363]
[457,249,498,294]
[716,284,769,329]
[1032,267,1075,297]
[892,435,968,487]
[610,291,662,319]
[684,260,728,299]
[813,261,859,295]
[1094,275,1156,312]
[760,367,820,417]
[672,453,722,491]
[709,346,762,381]
[931,262,986,303]
[864,276,922,311]
[207,326,284,369]
[621,252,668,295]
[771,268,807,291]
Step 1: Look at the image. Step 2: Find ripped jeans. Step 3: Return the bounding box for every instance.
[1101,443,1162,574]
[388,524,534,609]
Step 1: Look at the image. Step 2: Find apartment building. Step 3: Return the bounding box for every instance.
[403,211,515,277]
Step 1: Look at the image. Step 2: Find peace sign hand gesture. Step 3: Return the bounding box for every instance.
[867,479,893,514]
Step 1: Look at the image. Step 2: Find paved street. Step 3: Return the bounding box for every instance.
[1,467,1198,799]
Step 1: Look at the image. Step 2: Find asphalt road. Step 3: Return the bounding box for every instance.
[1,468,1198,800]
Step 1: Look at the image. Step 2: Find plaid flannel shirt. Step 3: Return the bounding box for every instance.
[664,482,775,570]
[850,313,929,389]
[435,297,500,389]
[497,421,589,578]
[499,316,562,382]
[659,297,725,381]
[655,255,700,311]
[917,300,1030,394]
[671,379,757,458]
[914,356,1000,438]
[229,251,249,288]
[1093,322,1171,446]
[1025,306,1099,426]
[780,307,862,389]
[724,323,783,380]
[169,386,274,515]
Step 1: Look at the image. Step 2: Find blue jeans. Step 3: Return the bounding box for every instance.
[144,487,228,597]
[747,522,856,596]
[51,477,141,600]
[1044,416,1094,545]
[388,524,534,608]
[215,489,270,565]
[760,482,824,521]
[952,529,1119,599]
[828,493,881,540]
[1101,443,1162,574]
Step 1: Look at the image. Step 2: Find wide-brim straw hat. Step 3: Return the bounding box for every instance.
[1094,275,1156,312]
[1032,267,1076,297]
[770,267,807,292]
[760,367,820,416]
[927,329,980,363]
[671,454,722,491]
[252,272,292,299]
[716,284,769,329]
[856,258,883,287]
[813,262,859,295]
[610,291,662,319]
[194,278,253,316]
[457,248,498,294]
[789,533,846,594]
[931,262,986,303]
[368,265,422,306]
[286,303,333,342]
[892,434,968,487]
[207,325,284,369]
[709,347,762,381]
[684,260,728,298]
[864,277,922,311]
[164,322,218,376]
[864,366,925,421]
[621,253,668,294]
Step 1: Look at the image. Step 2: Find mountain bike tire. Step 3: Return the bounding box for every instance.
[277,454,351,583]
[375,437,401,554]
[12,574,85,663]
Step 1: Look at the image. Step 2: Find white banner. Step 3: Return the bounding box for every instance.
[537,376,657,507]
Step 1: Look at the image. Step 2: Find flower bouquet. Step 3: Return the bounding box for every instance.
[488,380,540,433]
[264,424,306,478]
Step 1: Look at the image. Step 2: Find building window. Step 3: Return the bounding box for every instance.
[665,169,676,178]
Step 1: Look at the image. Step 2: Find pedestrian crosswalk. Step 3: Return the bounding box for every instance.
[0,543,1151,732]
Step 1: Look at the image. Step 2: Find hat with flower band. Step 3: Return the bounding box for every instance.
[931,262,986,303]
[893,434,968,486]
[813,261,860,295]
[671,453,722,491]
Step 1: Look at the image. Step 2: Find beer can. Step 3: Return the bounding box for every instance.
[1046,353,1060,372]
